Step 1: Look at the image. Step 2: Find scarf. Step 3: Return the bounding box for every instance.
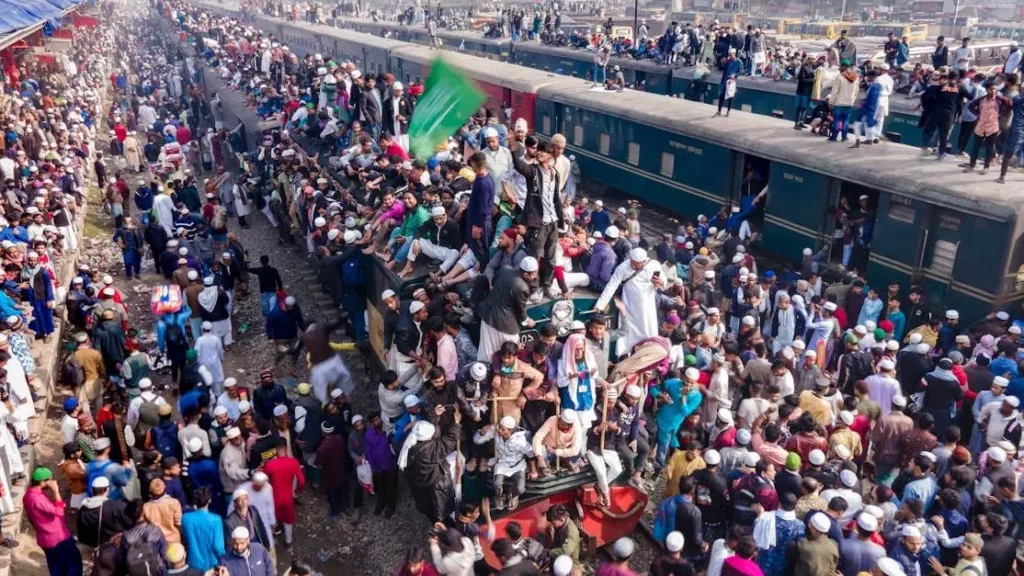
[973,334,997,361]
[397,420,436,470]
[197,285,219,313]
[753,509,796,549]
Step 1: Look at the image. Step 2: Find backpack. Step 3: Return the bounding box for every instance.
[62,353,85,388]
[124,530,165,576]
[150,422,181,460]
[85,460,113,497]
[135,399,161,439]
[652,494,683,544]
[847,350,875,384]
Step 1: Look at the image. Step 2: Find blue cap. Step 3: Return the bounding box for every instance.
[63,397,79,412]
[427,157,440,171]
[765,270,775,279]
[2,281,18,291]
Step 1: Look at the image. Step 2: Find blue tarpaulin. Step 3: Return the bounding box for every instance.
[0,0,78,36]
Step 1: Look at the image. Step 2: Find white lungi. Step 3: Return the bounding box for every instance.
[586,449,623,496]
[310,354,352,404]
[410,238,460,273]
[477,321,519,362]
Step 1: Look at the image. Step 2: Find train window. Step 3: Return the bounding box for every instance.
[573,125,584,146]
[542,115,551,135]
[887,200,915,224]
[627,143,640,166]
[600,133,610,156]
[660,153,674,178]
[929,240,959,277]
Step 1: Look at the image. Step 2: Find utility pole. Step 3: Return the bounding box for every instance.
[952,0,964,37]
[633,0,638,41]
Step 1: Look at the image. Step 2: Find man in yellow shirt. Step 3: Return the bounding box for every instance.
[71,332,106,415]
[662,441,706,498]
[798,379,835,427]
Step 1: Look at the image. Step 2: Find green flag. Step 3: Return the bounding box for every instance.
[407,56,486,160]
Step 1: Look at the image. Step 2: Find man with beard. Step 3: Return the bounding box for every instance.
[398,414,462,523]
[422,367,470,431]
[518,340,558,433]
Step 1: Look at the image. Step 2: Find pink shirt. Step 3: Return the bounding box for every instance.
[722,556,765,576]
[23,487,71,549]
[436,334,459,382]
[594,563,638,576]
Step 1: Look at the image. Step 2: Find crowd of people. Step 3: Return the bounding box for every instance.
[9,1,1024,576]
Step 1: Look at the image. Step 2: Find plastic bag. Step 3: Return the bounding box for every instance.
[356,460,374,494]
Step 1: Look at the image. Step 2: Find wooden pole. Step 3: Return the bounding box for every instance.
[600,388,609,453]
[555,404,561,474]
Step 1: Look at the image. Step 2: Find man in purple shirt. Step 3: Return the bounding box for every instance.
[365,412,399,517]
[587,233,617,292]
[24,467,83,576]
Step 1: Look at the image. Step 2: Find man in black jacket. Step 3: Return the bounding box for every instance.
[511,142,564,301]
[478,258,537,361]
[794,57,816,129]
[76,478,137,548]
[921,74,970,159]
[382,81,414,140]
[672,476,707,562]
[400,205,461,278]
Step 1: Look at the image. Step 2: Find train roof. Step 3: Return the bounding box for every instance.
[291,20,412,51]
[392,44,574,92]
[515,42,682,72]
[544,84,1024,220]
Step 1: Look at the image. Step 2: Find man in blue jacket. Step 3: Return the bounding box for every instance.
[220,526,273,576]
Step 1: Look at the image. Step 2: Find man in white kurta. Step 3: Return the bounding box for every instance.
[3,352,34,439]
[152,187,176,236]
[195,322,226,395]
[594,248,664,351]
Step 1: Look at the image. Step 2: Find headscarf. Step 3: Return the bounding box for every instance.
[560,333,597,388]
[197,284,219,313]
[397,420,436,470]
[973,334,997,361]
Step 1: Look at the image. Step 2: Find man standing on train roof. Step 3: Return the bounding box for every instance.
[933,36,949,68]
[1003,42,1021,76]
[477,257,538,362]
[953,37,974,72]
[884,33,900,68]
[593,248,664,351]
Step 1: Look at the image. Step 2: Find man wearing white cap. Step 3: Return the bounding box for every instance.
[795,511,840,574]
[821,469,864,522]
[399,416,463,523]
[473,415,535,510]
[231,471,276,547]
[594,247,664,350]
[152,182,176,236]
[976,392,1020,449]
[220,524,274,576]
[614,384,649,487]
[481,126,513,189]
[585,386,624,508]
[400,204,461,279]
[195,320,226,394]
[865,356,901,417]
[889,525,924,576]
[383,81,413,149]
[533,409,584,476]
[477,256,539,361]
[196,275,232,347]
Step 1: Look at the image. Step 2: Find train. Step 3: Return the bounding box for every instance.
[191,0,1024,323]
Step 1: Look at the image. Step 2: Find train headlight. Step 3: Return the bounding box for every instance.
[550,300,575,338]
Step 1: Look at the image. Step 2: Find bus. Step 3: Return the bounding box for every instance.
[850,22,929,42]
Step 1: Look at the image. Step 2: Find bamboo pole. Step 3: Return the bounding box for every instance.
[555,404,561,474]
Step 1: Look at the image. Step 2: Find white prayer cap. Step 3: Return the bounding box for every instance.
[252,471,269,483]
[238,401,251,413]
[231,527,250,540]
[834,444,851,459]
[499,416,517,429]
[225,426,241,440]
[343,230,360,244]
[839,411,855,426]
[803,247,813,256]
[187,437,203,453]
[327,229,340,241]
[519,257,539,272]
[224,378,237,388]
[351,415,364,426]
[739,274,748,283]
[314,217,326,227]
[203,276,214,286]
[732,253,744,263]
[232,488,248,501]
[864,320,877,331]
[392,81,403,90]
[840,469,857,488]
[595,200,604,207]
[1011,326,1022,335]
[736,428,751,445]
[704,449,721,465]
[879,358,895,371]
[102,274,114,285]
[900,525,921,538]
[854,325,867,336]
[284,296,296,306]
[1004,396,1020,408]
[381,289,396,300]
[202,321,213,331]
[330,389,344,400]
[625,384,642,398]
[988,447,1008,463]
[743,452,760,467]
[409,301,426,314]
[570,320,586,331]
[470,362,489,381]
[685,367,700,381]
[808,449,826,466]
[91,476,110,489]
[483,127,499,139]
[885,339,900,351]
[704,270,715,279]
[716,408,733,425]
[93,437,111,451]
[611,537,635,560]
[403,395,419,408]
[998,440,1016,453]
[604,225,620,239]
[856,512,878,532]
[993,376,1009,387]
[552,555,574,576]
[139,378,153,389]
[823,302,837,312]
[892,395,908,407]
[430,205,446,217]
[742,316,755,326]
[273,405,288,417]
[560,409,577,424]
[187,270,198,280]
[103,287,115,297]
[213,406,228,417]
[810,512,831,533]
[908,333,923,345]
[707,307,719,315]
[945,310,959,320]
[629,248,648,262]
[666,531,684,553]
[996,311,1010,320]
[921,451,938,463]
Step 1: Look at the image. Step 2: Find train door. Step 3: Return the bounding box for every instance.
[734,153,769,235]
[918,207,963,303]
[825,183,880,276]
